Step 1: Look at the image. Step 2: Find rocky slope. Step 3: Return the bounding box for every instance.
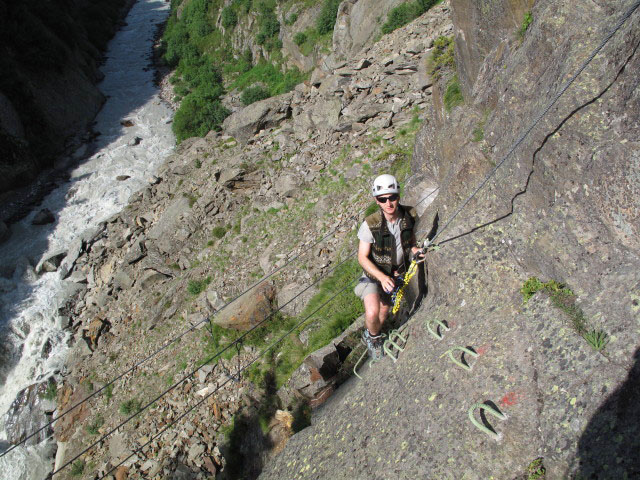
[261,0,640,479]
[18,3,452,479]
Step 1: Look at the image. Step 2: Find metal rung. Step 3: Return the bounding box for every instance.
[353,349,368,380]
[426,318,450,340]
[468,402,507,440]
[383,330,407,363]
[444,346,479,371]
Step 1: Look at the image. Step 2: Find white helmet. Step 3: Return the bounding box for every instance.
[372,174,399,197]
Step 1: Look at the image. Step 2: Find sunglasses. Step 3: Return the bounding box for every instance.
[376,194,399,203]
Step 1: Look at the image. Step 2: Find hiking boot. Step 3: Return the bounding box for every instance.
[361,329,384,361]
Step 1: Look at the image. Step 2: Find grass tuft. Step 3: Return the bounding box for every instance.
[518,11,533,41]
[428,35,455,79]
[119,398,142,416]
[188,276,212,295]
[443,75,464,112]
[41,381,57,401]
[71,460,85,476]
[583,329,609,351]
[521,277,608,352]
[85,415,104,435]
[527,457,546,480]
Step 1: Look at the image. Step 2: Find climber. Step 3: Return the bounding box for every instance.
[355,174,424,360]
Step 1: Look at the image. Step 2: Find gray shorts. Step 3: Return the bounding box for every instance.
[354,276,393,306]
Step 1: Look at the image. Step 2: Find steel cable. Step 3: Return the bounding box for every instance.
[95,279,357,480]
[426,0,640,247]
[48,187,440,477]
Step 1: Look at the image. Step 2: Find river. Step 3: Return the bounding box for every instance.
[0,0,174,477]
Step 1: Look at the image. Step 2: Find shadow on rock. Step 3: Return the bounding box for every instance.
[570,348,640,479]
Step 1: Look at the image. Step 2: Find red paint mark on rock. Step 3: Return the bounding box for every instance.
[500,391,519,407]
[476,345,490,355]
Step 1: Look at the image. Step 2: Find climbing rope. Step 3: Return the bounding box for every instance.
[390,250,429,315]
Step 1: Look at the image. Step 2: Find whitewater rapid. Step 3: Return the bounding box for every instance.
[0,0,174,477]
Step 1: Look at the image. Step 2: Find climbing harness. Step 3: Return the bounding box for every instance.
[468,402,507,440]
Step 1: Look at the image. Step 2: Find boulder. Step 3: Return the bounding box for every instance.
[81,317,110,351]
[31,209,55,225]
[36,250,67,273]
[58,236,84,278]
[267,410,294,455]
[222,93,293,143]
[310,97,342,130]
[4,378,57,446]
[213,282,276,331]
[274,174,299,197]
[138,269,170,289]
[332,0,406,59]
[277,282,317,316]
[147,196,191,254]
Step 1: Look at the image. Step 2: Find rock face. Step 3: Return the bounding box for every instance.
[259,1,640,479]
[0,0,133,194]
[332,0,405,60]
[222,93,293,144]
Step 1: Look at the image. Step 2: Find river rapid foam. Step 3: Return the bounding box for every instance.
[0,1,174,477]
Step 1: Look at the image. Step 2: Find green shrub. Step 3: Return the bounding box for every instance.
[173,92,229,143]
[428,35,455,79]
[527,458,546,480]
[188,276,212,295]
[232,62,307,98]
[241,86,271,105]
[317,0,342,34]
[285,12,298,25]
[86,415,104,435]
[71,460,85,476]
[221,6,237,29]
[443,75,463,112]
[293,31,307,46]
[381,0,438,34]
[41,381,57,401]
[212,225,228,238]
[255,1,280,51]
[104,383,113,402]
